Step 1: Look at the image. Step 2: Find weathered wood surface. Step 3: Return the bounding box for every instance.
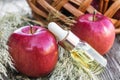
[0,0,120,80]
[99,35,120,80]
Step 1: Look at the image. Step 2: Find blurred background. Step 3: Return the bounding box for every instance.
[0,0,31,17]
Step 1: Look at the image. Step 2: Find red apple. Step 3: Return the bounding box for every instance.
[71,14,115,55]
[7,25,58,77]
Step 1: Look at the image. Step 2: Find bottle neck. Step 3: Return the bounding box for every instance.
[59,31,80,51]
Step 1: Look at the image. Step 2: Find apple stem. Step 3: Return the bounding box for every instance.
[30,25,33,34]
[93,10,96,21]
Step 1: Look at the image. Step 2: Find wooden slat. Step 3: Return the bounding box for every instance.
[52,0,68,10]
[78,0,93,12]
[104,0,120,17]
[27,0,47,18]
[63,3,84,17]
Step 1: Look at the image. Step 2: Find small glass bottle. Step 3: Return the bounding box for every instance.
[48,22,107,74]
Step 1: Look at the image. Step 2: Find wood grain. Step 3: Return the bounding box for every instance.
[99,35,120,80]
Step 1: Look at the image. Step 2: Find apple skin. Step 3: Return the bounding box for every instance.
[71,14,115,55]
[7,26,58,77]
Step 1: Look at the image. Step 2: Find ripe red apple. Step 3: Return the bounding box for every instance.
[7,25,58,77]
[71,14,115,55]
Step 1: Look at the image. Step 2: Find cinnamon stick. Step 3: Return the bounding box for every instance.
[99,0,104,13]
[103,0,109,13]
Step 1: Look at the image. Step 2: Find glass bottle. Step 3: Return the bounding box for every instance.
[48,22,107,74]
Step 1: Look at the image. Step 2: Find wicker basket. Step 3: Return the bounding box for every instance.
[27,0,120,34]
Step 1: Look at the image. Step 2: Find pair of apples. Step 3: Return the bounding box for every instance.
[7,14,115,77]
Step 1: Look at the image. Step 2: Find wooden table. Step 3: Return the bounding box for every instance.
[99,35,120,80]
[0,0,120,80]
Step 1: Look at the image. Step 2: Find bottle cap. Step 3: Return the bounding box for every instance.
[48,22,80,45]
[48,22,68,41]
